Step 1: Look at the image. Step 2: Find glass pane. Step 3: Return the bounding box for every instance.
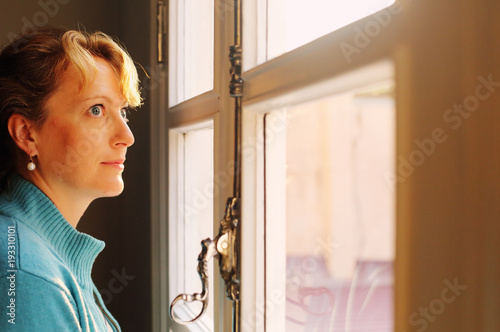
[267,0,395,62]
[171,127,214,330]
[169,0,214,106]
[281,81,395,331]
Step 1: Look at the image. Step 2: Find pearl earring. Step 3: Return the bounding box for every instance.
[27,155,36,171]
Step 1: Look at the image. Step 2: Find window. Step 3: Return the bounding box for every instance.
[245,0,396,68]
[278,72,394,331]
[152,1,496,332]
[169,124,215,330]
[163,1,402,331]
[168,0,214,106]
[242,61,395,331]
[165,0,231,330]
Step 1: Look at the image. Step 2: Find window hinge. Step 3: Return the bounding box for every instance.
[157,1,166,64]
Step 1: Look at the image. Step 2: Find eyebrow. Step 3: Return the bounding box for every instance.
[83,95,111,102]
[83,95,128,107]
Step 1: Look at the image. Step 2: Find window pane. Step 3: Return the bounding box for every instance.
[169,0,214,106]
[170,127,214,330]
[267,0,395,62]
[279,80,395,331]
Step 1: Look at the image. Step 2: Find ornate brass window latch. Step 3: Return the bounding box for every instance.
[169,197,240,324]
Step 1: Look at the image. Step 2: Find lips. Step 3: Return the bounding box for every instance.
[101,159,125,169]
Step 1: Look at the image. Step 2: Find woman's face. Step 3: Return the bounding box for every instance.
[33,57,135,200]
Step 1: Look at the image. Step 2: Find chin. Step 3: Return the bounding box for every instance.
[105,188,124,197]
[98,179,125,197]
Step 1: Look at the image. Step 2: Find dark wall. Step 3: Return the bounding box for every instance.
[0,1,153,330]
[0,0,120,37]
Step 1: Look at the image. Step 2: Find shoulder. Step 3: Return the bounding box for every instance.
[0,216,83,330]
[0,215,75,288]
[0,270,82,331]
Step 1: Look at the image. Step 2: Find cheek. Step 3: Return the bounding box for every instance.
[40,121,79,159]
[50,121,72,145]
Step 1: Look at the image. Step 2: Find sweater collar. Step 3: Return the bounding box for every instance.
[0,174,105,288]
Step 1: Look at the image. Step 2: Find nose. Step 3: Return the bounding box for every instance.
[112,116,135,148]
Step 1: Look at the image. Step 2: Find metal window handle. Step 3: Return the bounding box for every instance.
[169,197,240,325]
[169,238,218,324]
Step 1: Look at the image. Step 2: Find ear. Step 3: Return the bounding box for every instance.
[7,114,39,157]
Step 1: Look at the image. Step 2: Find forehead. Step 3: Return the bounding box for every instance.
[56,58,124,103]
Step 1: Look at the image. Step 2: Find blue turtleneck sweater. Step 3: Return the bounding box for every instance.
[0,175,120,331]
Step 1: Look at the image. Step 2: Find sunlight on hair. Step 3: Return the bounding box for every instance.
[61,31,142,108]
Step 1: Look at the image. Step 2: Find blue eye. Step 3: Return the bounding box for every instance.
[89,105,103,116]
[120,108,128,120]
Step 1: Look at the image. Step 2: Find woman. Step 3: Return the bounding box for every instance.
[0,27,141,331]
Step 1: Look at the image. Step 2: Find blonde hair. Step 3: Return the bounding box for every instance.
[61,30,142,107]
[0,27,142,191]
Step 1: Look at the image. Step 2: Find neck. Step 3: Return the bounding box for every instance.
[24,173,92,228]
